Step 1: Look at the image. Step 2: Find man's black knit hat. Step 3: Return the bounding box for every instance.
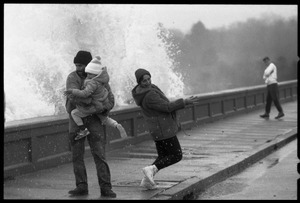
[73,50,92,65]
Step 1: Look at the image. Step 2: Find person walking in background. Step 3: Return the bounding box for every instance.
[260,57,284,119]
[131,68,199,190]
[64,56,127,140]
[65,50,117,198]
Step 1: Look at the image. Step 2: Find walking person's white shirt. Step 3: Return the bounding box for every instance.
[263,62,277,85]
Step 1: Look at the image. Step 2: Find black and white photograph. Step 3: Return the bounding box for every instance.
[3,3,298,200]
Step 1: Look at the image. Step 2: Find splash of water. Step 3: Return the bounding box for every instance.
[4,4,184,122]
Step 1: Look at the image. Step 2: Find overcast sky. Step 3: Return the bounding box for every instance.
[137,4,298,32]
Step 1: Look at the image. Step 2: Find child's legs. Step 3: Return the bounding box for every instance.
[98,115,118,127]
[71,109,89,126]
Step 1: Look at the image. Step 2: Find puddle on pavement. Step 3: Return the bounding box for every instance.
[199,181,248,198]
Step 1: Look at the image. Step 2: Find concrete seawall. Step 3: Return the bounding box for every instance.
[3,100,297,199]
[4,80,297,179]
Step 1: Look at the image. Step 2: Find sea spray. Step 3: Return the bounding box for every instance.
[4,4,184,122]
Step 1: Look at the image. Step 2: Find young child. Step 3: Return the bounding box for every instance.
[64,56,127,140]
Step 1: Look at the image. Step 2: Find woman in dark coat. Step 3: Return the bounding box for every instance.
[131,68,199,189]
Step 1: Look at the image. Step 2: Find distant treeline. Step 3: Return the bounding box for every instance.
[162,16,298,95]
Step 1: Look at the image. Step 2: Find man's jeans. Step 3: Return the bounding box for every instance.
[68,114,112,190]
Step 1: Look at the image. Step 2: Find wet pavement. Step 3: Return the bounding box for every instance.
[3,100,297,200]
[196,139,298,199]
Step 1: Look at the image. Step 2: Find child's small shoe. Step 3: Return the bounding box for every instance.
[116,124,127,138]
[74,128,90,140]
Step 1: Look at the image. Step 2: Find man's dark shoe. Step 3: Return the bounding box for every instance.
[68,186,88,196]
[260,114,269,118]
[101,189,117,198]
[275,112,285,119]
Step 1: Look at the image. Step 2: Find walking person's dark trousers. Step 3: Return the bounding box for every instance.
[68,114,112,190]
[265,83,283,114]
[153,136,182,170]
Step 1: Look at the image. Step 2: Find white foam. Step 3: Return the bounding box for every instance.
[4,4,184,122]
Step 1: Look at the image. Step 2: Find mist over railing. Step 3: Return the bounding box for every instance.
[4,80,297,179]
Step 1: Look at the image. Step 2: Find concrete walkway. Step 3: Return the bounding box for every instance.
[3,101,297,200]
